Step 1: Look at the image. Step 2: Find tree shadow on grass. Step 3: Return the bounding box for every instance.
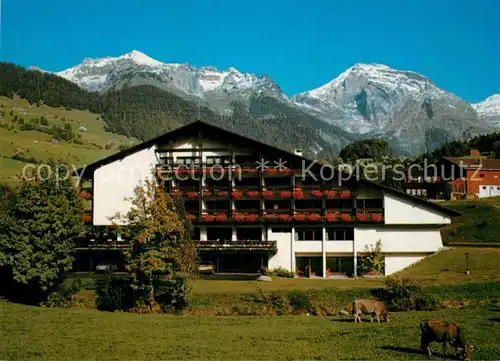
[331,318,355,323]
[489,317,500,322]
[379,346,424,356]
[381,346,461,360]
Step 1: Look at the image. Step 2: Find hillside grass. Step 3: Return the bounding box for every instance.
[67,248,500,315]
[440,197,500,244]
[1,301,499,361]
[0,96,135,184]
[189,247,500,296]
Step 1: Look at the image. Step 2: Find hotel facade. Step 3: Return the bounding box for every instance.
[76,121,459,277]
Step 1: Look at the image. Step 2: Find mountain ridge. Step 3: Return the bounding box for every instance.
[28,51,500,155]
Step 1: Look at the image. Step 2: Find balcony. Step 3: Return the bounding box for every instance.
[196,240,277,253]
[75,237,131,251]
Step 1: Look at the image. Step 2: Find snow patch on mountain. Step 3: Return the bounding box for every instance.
[292,63,469,134]
[472,94,500,116]
[51,50,287,102]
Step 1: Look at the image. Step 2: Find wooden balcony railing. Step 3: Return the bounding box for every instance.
[196,240,277,253]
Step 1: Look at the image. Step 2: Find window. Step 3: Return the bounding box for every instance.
[177,156,199,165]
[327,199,353,209]
[271,227,291,233]
[480,173,485,178]
[206,156,231,165]
[326,228,354,241]
[357,199,383,209]
[482,186,487,190]
[296,229,322,241]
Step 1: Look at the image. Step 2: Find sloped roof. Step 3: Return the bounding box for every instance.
[76,120,460,217]
[443,157,500,170]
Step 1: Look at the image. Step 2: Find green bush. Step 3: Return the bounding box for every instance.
[95,269,132,311]
[357,239,385,275]
[381,277,430,311]
[269,267,295,278]
[288,291,310,314]
[42,279,82,308]
[40,117,49,126]
[153,275,191,312]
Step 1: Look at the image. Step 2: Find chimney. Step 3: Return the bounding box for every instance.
[294,149,303,156]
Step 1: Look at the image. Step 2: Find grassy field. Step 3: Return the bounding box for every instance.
[1,301,499,360]
[66,248,500,316]
[0,96,135,184]
[441,197,500,244]
[189,247,500,295]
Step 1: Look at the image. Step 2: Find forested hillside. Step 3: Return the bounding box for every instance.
[416,132,500,164]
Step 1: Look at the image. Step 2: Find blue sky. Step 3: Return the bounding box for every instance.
[1,0,498,102]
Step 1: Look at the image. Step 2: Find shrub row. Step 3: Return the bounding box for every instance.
[185,278,500,316]
[94,270,190,313]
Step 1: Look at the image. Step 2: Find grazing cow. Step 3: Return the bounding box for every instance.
[420,320,473,360]
[352,299,389,323]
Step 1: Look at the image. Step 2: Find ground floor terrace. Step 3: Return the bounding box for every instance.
[74,223,441,277]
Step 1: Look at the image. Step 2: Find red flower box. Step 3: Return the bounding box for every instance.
[262,190,274,198]
[215,213,227,222]
[232,168,242,175]
[324,190,337,199]
[293,214,306,221]
[246,190,260,198]
[279,214,291,221]
[216,191,229,198]
[356,213,369,222]
[246,214,259,223]
[265,168,278,175]
[231,191,243,199]
[263,214,280,220]
[339,191,351,199]
[307,213,321,222]
[280,168,290,175]
[293,191,304,199]
[280,190,292,199]
[340,213,352,222]
[187,192,199,198]
[203,191,212,197]
[311,190,323,198]
[175,168,192,175]
[202,215,214,222]
[81,214,92,222]
[371,214,383,223]
[185,214,196,221]
[204,167,222,174]
[243,168,257,174]
[79,191,91,199]
[324,212,339,222]
[233,213,246,222]
[307,213,322,221]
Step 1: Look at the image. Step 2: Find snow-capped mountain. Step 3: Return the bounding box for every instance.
[472,94,500,126]
[47,51,499,155]
[473,94,500,115]
[293,63,475,133]
[292,63,495,154]
[54,50,287,109]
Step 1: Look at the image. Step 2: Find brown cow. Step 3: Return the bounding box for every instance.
[420,320,473,360]
[352,299,389,323]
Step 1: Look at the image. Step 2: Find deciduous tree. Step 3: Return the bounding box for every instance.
[0,162,84,303]
[112,175,197,309]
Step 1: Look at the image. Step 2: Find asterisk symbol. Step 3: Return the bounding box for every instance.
[274,158,288,171]
[256,158,270,171]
